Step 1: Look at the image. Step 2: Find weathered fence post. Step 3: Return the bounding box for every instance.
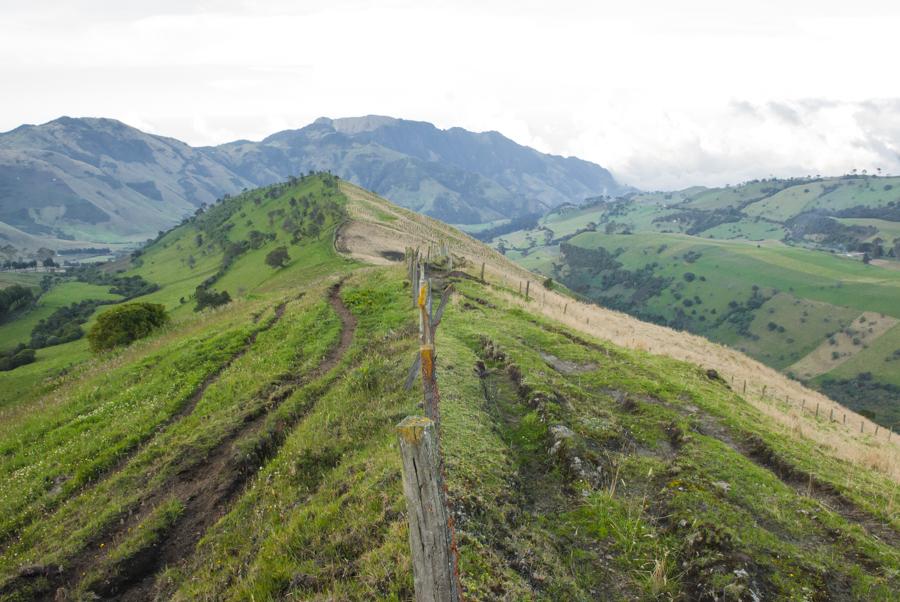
[525,281,530,301]
[396,417,461,602]
[743,381,747,394]
[480,262,485,282]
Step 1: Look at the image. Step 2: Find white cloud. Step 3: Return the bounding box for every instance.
[3,1,900,189]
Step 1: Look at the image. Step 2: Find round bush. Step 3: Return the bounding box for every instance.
[88,302,169,352]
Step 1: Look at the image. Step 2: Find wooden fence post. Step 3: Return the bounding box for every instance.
[525,281,530,301]
[397,417,461,602]
[480,262,485,282]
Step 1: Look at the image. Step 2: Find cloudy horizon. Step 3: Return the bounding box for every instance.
[3,0,900,190]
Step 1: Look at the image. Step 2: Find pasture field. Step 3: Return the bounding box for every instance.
[0,281,123,351]
[510,229,900,427]
[0,175,898,600]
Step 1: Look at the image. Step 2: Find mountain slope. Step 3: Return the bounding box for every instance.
[491,176,900,430]
[214,116,624,224]
[0,116,626,252]
[0,176,896,601]
[0,117,252,243]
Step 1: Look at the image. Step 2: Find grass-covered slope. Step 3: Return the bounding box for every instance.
[494,176,900,430]
[0,175,898,601]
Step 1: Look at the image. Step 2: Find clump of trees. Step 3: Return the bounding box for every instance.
[265,246,290,269]
[0,285,34,320]
[88,302,169,352]
[71,266,159,299]
[194,286,231,312]
[0,345,35,371]
[1,259,38,270]
[31,300,106,348]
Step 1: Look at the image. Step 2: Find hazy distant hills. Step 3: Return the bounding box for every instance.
[0,117,250,246]
[0,115,626,249]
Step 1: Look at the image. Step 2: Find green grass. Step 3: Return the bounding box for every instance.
[508,230,900,426]
[0,272,42,290]
[826,322,900,386]
[0,340,92,410]
[1,175,898,600]
[0,281,123,351]
[837,217,900,243]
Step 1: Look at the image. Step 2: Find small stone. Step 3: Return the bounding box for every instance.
[713,481,731,493]
[550,425,575,439]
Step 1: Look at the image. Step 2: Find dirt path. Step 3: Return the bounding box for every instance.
[6,286,356,601]
[107,284,356,602]
[695,416,900,550]
[0,302,291,560]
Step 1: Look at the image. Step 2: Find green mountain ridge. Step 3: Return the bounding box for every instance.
[0,175,897,601]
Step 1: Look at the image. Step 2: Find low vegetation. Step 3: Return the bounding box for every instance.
[87,302,169,352]
[496,176,900,430]
[0,174,897,601]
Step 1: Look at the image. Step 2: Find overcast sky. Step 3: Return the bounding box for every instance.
[3,0,900,190]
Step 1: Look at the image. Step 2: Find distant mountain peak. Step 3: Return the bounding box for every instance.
[0,114,627,245]
[329,115,400,134]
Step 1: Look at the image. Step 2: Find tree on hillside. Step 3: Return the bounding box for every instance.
[88,303,169,352]
[194,286,231,312]
[265,246,290,269]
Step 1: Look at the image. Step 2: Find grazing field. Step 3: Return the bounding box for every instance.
[0,281,123,351]
[0,175,898,600]
[492,176,900,429]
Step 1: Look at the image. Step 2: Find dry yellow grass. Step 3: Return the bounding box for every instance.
[788,312,898,379]
[339,181,900,482]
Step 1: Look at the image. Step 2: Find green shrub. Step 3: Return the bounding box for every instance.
[88,302,169,352]
[194,287,231,312]
[265,246,291,269]
[0,347,36,371]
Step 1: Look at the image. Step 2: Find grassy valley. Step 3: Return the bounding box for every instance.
[494,176,900,431]
[0,175,897,600]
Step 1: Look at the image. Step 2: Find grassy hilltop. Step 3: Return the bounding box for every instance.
[0,175,898,600]
[492,175,900,431]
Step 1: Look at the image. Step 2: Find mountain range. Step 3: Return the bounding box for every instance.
[0,115,625,250]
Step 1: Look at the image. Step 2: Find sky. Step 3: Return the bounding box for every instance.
[3,0,900,190]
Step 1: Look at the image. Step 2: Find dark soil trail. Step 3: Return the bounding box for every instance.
[695,416,900,550]
[0,303,292,558]
[11,286,356,602]
[108,284,357,602]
